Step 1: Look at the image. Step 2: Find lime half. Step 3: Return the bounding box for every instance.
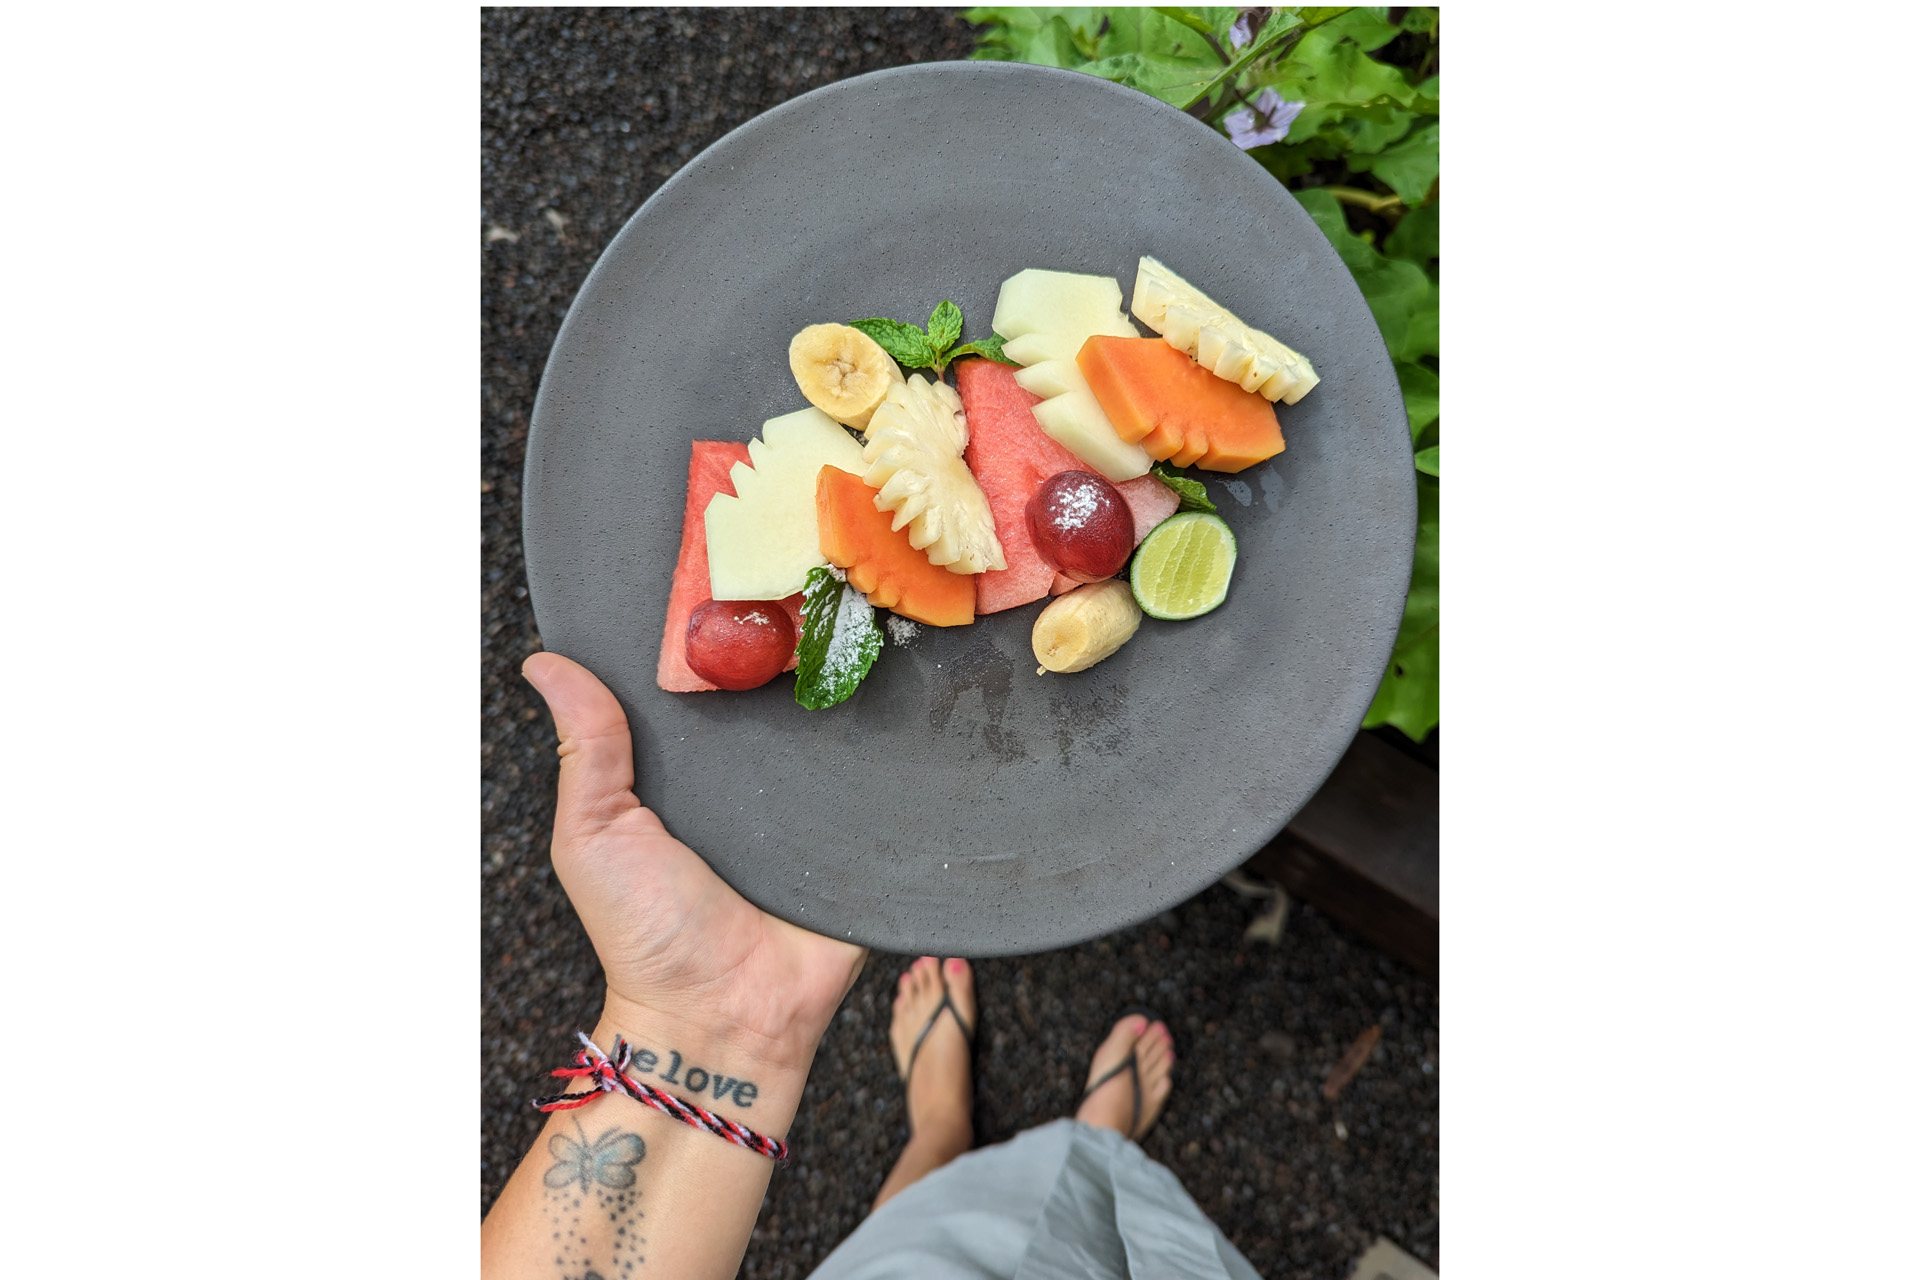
[1130,512,1238,620]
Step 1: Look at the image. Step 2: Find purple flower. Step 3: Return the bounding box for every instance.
[1229,7,1269,50]
[1224,88,1305,150]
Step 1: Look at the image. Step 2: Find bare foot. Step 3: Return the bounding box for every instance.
[1074,1013,1175,1141]
[873,957,975,1209]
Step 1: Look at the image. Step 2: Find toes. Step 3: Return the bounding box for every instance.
[1135,1023,1174,1077]
[1086,1014,1149,1086]
[942,957,976,1021]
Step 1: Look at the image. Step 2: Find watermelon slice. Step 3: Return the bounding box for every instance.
[658,441,804,693]
[956,359,1181,615]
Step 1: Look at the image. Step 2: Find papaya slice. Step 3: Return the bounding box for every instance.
[1077,335,1285,473]
[815,464,976,627]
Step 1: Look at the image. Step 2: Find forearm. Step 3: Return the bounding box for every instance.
[482,991,820,1280]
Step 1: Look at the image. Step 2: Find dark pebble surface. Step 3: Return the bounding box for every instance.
[481,10,1438,1277]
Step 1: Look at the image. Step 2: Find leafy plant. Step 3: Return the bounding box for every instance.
[967,5,1439,740]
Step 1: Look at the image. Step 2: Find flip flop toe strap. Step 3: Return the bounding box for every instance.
[902,982,975,1084]
[1080,1052,1143,1139]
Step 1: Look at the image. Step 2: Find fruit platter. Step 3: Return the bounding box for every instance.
[523,63,1415,956]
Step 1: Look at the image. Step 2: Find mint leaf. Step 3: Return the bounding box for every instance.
[926,300,963,353]
[793,567,883,711]
[1413,445,1437,476]
[850,317,936,371]
[1150,462,1217,513]
[948,332,1018,366]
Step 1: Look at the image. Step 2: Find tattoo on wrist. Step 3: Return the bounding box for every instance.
[543,1116,646,1277]
[621,1043,759,1109]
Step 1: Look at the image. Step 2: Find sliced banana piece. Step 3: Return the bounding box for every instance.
[1131,255,1320,405]
[1031,579,1142,673]
[862,375,1006,575]
[789,323,905,431]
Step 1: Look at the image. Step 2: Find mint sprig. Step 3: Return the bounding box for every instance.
[793,567,883,711]
[1150,461,1218,513]
[852,301,1017,377]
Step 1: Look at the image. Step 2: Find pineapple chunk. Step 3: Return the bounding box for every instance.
[861,375,1005,575]
[990,269,1151,483]
[1129,255,1320,404]
[706,408,868,600]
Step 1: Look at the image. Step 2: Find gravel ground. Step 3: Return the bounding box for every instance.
[482,10,1438,1276]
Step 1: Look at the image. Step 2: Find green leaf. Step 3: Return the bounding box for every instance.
[1315,5,1402,52]
[1382,201,1438,266]
[1413,445,1437,476]
[1169,7,1304,111]
[850,317,936,371]
[1077,49,1224,107]
[1361,473,1437,740]
[926,299,963,353]
[793,568,884,711]
[1350,121,1437,206]
[1333,100,1419,155]
[1401,6,1438,34]
[1295,187,1437,362]
[1150,6,1224,43]
[967,11,1091,68]
[949,333,1018,366]
[1395,361,1438,438]
[1150,462,1217,513]
[1264,25,1418,109]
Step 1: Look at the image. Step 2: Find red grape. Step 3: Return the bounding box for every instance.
[685,599,796,691]
[1026,470,1133,584]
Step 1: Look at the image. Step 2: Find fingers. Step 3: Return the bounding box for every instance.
[523,652,644,835]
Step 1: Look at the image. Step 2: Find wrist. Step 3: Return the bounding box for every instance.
[588,989,819,1139]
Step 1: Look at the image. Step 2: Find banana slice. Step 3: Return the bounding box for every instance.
[789,323,905,431]
[1031,579,1142,673]
[1131,256,1320,405]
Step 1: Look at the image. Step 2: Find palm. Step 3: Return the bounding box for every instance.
[527,653,865,1064]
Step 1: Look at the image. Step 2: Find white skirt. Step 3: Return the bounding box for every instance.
[807,1119,1264,1280]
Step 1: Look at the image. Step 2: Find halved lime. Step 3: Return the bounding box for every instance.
[1130,512,1238,620]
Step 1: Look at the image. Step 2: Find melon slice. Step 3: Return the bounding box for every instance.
[1078,335,1286,473]
[991,268,1151,482]
[705,407,867,600]
[658,441,804,693]
[816,465,975,627]
[955,358,1181,616]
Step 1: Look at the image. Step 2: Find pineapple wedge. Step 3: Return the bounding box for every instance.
[861,375,1005,575]
[706,407,868,600]
[991,269,1151,482]
[1129,255,1320,405]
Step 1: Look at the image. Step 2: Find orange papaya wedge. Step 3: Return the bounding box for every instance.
[1077,335,1285,473]
[815,465,976,627]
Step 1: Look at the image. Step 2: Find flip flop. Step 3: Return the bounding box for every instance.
[1079,1005,1164,1141]
[899,965,975,1087]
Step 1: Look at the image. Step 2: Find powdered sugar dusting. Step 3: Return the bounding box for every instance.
[885,615,920,645]
[820,582,878,683]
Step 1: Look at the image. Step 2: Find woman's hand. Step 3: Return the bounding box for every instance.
[485,653,866,1279]
[522,651,867,1078]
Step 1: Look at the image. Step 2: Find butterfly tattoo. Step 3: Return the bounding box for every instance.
[544,1118,646,1191]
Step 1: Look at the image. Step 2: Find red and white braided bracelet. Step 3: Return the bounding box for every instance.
[531,1032,790,1162]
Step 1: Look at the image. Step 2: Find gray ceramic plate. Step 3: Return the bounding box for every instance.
[525,61,1414,957]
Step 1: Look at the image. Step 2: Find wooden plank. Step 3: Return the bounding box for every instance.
[1245,730,1437,978]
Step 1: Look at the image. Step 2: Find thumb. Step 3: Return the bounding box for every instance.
[522,651,644,836]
